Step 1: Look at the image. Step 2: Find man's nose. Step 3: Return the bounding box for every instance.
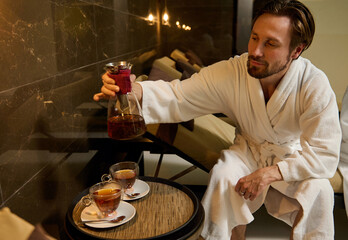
[250,43,264,57]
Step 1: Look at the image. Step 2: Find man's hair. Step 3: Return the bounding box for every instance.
[252,0,315,52]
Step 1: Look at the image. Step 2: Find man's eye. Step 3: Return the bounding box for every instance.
[267,42,276,47]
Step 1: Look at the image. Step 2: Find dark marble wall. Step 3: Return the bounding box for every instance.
[0,0,158,148]
[0,0,158,237]
[0,0,246,238]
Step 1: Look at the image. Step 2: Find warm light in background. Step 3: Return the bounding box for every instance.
[176,21,181,28]
[175,21,191,30]
[144,1,191,30]
[162,0,170,26]
[163,13,169,22]
[146,13,155,25]
[148,13,154,22]
[162,12,170,25]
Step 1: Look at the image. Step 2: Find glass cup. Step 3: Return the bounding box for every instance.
[82,181,122,218]
[102,161,139,195]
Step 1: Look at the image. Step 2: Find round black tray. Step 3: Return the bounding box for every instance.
[64,176,204,240]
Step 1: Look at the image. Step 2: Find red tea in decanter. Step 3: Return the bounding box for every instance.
[105,61,146,140]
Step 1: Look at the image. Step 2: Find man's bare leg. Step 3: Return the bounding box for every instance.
[290,207,304,240]
[231,225,246,240]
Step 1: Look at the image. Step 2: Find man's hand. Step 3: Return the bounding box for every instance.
[235,165,283,201]
[93,73,137,101]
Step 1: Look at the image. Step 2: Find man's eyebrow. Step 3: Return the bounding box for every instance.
[251,31,281,43]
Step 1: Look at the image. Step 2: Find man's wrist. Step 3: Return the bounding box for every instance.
[271,165,283,181]
[266,165,283,183]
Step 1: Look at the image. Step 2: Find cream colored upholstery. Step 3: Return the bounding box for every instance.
[150,56,182,80]
[330,169,343,193]
[0,207,56,240]
[147,114,236,170]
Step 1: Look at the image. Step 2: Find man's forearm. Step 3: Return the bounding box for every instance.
[132,82,143,105]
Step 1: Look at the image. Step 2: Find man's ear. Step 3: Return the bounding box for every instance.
[291,43,306,60]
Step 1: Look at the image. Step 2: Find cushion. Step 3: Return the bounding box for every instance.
[148,57,182,81]
[147,114,236,170]
[329,169,343,193]
[0,207,55,240]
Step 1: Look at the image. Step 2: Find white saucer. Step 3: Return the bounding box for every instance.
[80,201,136,228]
[122,179,150,201]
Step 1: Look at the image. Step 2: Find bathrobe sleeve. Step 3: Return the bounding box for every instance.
[277,67,342,182]
[139,57,242,124]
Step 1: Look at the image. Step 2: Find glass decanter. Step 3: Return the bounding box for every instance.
[105,61,146,140]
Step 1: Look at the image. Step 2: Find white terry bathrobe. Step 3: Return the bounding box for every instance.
[139,53,341,239]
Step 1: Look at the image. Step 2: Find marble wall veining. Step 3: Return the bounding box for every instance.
[0,0,158,233]
[0,0,241,238]
[0,0,157,149]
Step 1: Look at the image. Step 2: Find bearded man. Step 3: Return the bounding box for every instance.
[94,1,341,239]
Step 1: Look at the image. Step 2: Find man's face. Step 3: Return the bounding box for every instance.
[247,14,294,79]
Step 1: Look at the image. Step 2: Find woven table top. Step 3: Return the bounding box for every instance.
[69,179,196,239]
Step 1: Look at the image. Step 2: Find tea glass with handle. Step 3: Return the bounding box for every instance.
[81,181,122,218]
[101,161,139,197]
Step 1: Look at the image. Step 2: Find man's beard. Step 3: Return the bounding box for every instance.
[247,55,290,79]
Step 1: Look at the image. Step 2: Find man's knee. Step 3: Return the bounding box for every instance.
[298,178,334,208]
[303,178,333,194]
[210,150,251,181]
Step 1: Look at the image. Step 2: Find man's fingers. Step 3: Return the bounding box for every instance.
[130,74,136,82]
[235,178,247,197]
[101,85,117,96]
[102,73,115,84]
[235,183,241,193]
[93,85,117,101]
[243,191,252,200]
[246,183,261,201]
[101,73,119,93]
[235,180,243,194]
[236,177,258,200]
[93,93,106,101]
[236,188,246,197]
[236,184,247,197]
